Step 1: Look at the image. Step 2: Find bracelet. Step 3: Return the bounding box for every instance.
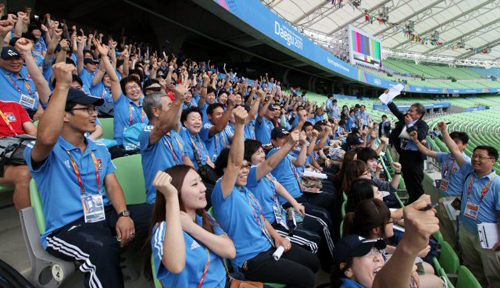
[395,172,401,175]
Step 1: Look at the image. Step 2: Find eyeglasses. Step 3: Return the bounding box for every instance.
[364,248,383,257]
[72,106,97,114]
[125,84,141,91]
[471,154,493,161]
[241,163,251,169]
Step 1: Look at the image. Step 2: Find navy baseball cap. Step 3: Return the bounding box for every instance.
[1,47,21,60]
[334,235,386,265]
[67,88,104,106]
[84,58,99,65]
[271,127,290,140]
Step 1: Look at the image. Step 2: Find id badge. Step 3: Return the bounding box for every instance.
[440,179,449,191]
[259,219,275,247]
[20,94,36,109]
[273,204,287,229]
[81,194,106,223]
[400,139,409,150]
[464,201,479,220]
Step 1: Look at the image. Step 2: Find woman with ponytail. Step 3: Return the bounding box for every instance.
[146,166,236,288]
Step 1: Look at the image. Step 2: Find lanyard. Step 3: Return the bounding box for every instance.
[244,189,266,230]
[467,174,496,204]
[289,154,301,184]
[190,135,207,163]
[129,102,145,125]
[442,156,456,180]
[214,132,227,156]
[0,109,18,136]
[66,151,101,194]
[165,135,185,164]
[6,75,35,98]
[197,249,210,288]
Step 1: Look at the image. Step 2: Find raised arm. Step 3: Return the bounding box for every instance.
[307,130,319,156]
[76,35,86,74]
[256,130,299,180]
[292,132,308,167]
[198,73,209,108]
[246,90,262,125]
[149,85,186,145]
[220,107,248,200]
[154,171,186,274]
[31,63,74,165]
[438,122,466,167]
[387,101,405,122]
[15,38,51,105]
[258,95,273,123]
[209,97,234,138]
[95,40,122,102]
[43,27,62,68]
[410,131,438,159]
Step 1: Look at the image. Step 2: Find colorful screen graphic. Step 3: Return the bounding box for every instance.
[348,25,382,68]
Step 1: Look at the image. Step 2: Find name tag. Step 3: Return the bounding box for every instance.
[440,179,449,191]
[464,201,479,220]
[81,194,106,223]
[20,94,36,110]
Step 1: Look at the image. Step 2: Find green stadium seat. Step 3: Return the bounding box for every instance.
[439,268,456,288]
[112,154,147,204]
[100,118,114,139]
[439,241,460,275]
[456,265,481,288]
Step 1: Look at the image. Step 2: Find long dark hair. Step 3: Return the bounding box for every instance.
[343,198,391,239]
[144,165,215,279]
[341,160,368,193]
[345,179,377,213]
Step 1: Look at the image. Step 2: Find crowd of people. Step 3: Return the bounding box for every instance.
[1,6,499,288]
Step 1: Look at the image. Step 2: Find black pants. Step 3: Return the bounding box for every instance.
[399,150,425,203]
[272,221,321,254]
[242,244,320,288]
[45,204,153,288]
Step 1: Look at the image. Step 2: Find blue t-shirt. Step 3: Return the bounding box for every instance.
[152,214,227,288]
[256,117,274,145]
[268,148,303,204]
[180,127,210,170]
[200,123,233,162]
[79,68,96,91]
[139,126,187,204]
[341,278,365,288]
[246,167,285,225]
[244,119,257,140]
[24,137,115,248]
[211,170,273,269]
[0,67,39,112]
[437,152,471,197]
[458,162,500,234]
[113,95,149,145]
[90,82,113,104]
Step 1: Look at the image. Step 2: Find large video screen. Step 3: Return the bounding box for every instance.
[348,25,382,69]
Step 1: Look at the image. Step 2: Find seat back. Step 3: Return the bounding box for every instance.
[112,154,147,205]
[439,241,460,274]
[439,268,456,288]
[100,118,115,140]
[30,179,46,235]
[456,265,481,288]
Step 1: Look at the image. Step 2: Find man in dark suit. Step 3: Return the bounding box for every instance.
[388,101,429,203]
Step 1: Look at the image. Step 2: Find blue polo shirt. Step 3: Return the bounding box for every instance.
[459,162,500,234]
[24,137,115,248]
[0,68,39,112]
[437,152,471,197]
[182,98,197,110]
[246,167,285,225]
[180,127,210,170]
[152,215,227,288]
[211,170,273,269]
[245,119,257,140]
[341,278,365,288]
[256,117,274,145]
[90,82,113,104]
[200,103,210,124]
[347,116,357,131]
[200,123,233,162]
[268,148,303,204]
[79,68,96,90]
[359,112,370,124]
[139,126,186,204]
[113,95,149,145]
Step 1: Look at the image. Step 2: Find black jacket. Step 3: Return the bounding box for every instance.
[388,102,429,160]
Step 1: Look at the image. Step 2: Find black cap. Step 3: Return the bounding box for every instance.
[271,127,289,140]
[8,37,20,47]
[268,105,276,111]
[67,88,104,106]
[84,58,99,65]
[1,47,21,60]
[334,235,387,265]
[346,135,365,146]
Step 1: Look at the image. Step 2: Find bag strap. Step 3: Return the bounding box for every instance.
[198,248,211,288]
[192,140,205,169]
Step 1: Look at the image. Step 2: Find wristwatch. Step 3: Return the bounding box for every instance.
[118,210,130,218]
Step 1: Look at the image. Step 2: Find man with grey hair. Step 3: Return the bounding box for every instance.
[139,84,194,204]
[388,101,429,203]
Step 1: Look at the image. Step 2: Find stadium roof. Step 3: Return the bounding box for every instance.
[261,0,500,64]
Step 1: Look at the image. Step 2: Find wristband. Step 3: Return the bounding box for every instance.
[395,172,401,175]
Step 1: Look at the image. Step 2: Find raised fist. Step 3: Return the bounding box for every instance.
[233,106,248,125]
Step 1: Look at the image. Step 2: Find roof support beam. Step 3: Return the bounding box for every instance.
[291,1,334,25]
[459,37,500,59]
[391,0,497,49]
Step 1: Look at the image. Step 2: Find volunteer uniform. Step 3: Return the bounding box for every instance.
[113,95,148,145]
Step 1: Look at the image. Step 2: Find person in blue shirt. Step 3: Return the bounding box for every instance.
[181,107,215,171]
[200,103,235,162]
[347,110,358,132]
[358,105,370,126]
[93,40,149,148]
[212,106,319,287]
[198,74,218,124]
[438,122,500,288]
[79,58,98,90]
[0,42,51,120]
[148,166,235,288]
[140,87,194,204]
[24,62,152,288]
[255,95,275,145]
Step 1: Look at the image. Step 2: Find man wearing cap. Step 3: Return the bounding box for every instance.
[343,134,365,152]
[256,95,275,145]
[388,101,429,203]
[24,62,152,288]
[0,40,51,119]
[80,57,99,90]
